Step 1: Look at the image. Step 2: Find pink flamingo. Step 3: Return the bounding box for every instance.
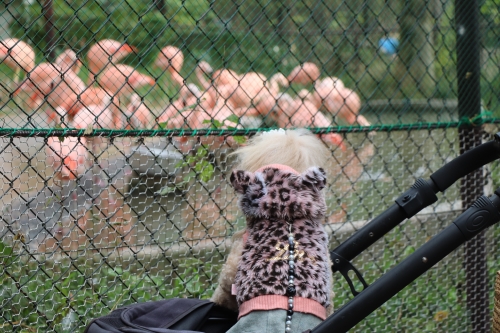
[160,85,240,150]
[78,86,121,129]
[72,93,119,170]
[300,80,374,220]
[229,73,291,121]
[157,83,202,127]
[71,93,120,171]
[194,65,240,110]
[0,38,35,84]
[287,62,320,85]
[98,64,155,98]
[15,63,86,124]
[266,72,288,95]
[297,89,313,100]
[195,63,271,113]
[228,72,289,126]
[312,77,370,126]
[125,93,153,129]
[70,95,134,245]
[270,93,346,150]
[191,97,241,149]
[87,39,136,85]
[224,71,268,109]
[196,65,268,110]
[195,61,214,89]
[195,61,218,109]
[46,113,89,180]
[80,86,116,109]
[154,45,184,88]
[212,68,240,86]
[73,91,116,130]
[189,93,237,130]
[56,49,83,75]
[98,64,155,128]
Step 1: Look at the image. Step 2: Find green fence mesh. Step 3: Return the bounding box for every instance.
[0,0,499,332]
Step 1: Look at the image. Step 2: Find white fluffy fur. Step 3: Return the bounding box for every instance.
[230,128,331,173]
[211,229,245,311]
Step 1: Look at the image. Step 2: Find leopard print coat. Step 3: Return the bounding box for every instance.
[230,166,332,309]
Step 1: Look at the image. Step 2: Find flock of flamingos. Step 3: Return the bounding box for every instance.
[0,38,371,181]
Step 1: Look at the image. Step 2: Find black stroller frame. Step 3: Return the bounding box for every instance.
[308,132,500,333]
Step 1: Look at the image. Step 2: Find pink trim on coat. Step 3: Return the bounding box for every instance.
[238,295,327,320]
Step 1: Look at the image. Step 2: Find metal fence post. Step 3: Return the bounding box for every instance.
[456,0,489,331]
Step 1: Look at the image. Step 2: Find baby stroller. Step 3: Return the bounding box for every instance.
[85,132,500,333]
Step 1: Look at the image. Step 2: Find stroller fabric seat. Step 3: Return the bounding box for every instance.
[84,298,237,333]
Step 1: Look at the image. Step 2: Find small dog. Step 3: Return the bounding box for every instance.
[212,129,334,333]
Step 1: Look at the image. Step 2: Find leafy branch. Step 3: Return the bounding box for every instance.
[202,114,246,144]
[155,115,245,196]
[155,146,214,195]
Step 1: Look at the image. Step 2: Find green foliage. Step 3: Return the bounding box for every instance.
[481,0,500,26]
[54,123,65,142]
[202,115,247,144]
[178,146,215,183]
[3,0,500,117]
[156,114,245,195]
[170,258,214,299]
[0,241,215,332]
[333,232,470,332]
[156,145,215,195]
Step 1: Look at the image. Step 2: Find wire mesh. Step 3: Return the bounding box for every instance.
[0,0,499,332]
[494,271,500,333]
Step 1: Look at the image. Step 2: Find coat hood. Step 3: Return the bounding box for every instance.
[230,166,327,220]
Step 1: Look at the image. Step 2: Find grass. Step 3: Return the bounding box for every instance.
[332,220,500,333]
[0,240,219,332]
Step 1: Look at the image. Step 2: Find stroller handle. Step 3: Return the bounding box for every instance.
[312,187,500,333]
[431,133,500,191]
[331,132,500,272]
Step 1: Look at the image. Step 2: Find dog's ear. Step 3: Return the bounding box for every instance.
[230,170,255,194]
[300,167,327,191]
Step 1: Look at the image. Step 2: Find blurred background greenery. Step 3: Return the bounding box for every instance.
[2,0,498,117]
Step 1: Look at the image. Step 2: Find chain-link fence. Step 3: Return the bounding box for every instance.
[0,0,499,332]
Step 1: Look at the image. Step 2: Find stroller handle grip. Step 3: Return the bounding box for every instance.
[430,134,500,192]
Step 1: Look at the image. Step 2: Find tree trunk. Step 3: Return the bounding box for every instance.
[42,0,57,61]
[154,0,166,16]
